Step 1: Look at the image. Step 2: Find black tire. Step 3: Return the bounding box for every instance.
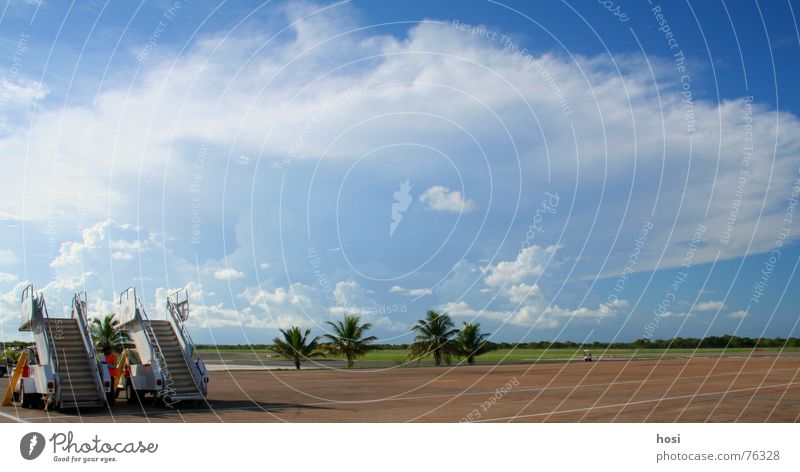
[125,382,139,404]
[151,393,166,407]
[0,367,6,377]
[20,383,32,409]
[106,390,116,406]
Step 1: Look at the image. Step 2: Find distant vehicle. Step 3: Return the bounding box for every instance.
[584,350,593,362]
[0,356,11,377]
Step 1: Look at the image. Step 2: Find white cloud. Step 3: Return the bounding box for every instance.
[418,186,476,213]
[49,220,152,270]
[0,272,16,283]
[0,281,31,332]
[505,283,541,303]
[729,310,748,319]
[0,78,48,106]
[50,222,107,269]
[111,251,134,261]
[240,283,318,329]
[660,311,691,318]
[0,10,797,276]
[483,245,560,286]
[259,262,271,270]
[408,288,433,297]
[213,267,245,281]
[389,285,432,297]
[695,300,725,312]
[439,246,628,329]
[1,7,799,342]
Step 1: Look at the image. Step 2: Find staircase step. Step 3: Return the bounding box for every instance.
[165,376,193,384]
[163,355,188,363]
[62,388,100,397]
[61,395,103,403]
[61,377,96,384]
[60,400,105,409]
[61,381,98,390]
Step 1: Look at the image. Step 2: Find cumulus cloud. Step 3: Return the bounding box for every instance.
[111,252,134,261]
[728,310,748,319]
[438,247,628,328]
[328,280,406,331]
[0,7,796,278]
[418,186,476,213]
[50,220,151,271]
[2,4,799,340]
[390,285,433,297]
[0,78,48,106]
[213,267,245,281]
[505,283,541,304]
[659,311,692,318]
[483,245,560,286]
[695,300,725,311]
[240,283,319,329]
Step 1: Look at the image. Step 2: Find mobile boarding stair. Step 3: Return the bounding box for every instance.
[14,285,111,410]
[117,287,208,406]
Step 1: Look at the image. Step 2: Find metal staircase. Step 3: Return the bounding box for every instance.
[46,318,105,409]
[18,285,107,410]
[118,287,207,406]
[140,312,177,403]
[147,320,200,400]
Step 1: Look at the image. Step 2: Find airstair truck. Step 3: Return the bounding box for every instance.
[117,287,208,406]
[15,285,112,410]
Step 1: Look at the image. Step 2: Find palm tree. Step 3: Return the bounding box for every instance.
[323,315,378,368]
[456,322,497,365]
[408,311,460,366]
[90,314,129,353]
[271,326,323,370]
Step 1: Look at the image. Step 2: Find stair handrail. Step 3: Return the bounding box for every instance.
[166,289,201,364]
[166,288,206,393]
[30,288,61,407]
[71,292,106,402]
[134,292,176,403]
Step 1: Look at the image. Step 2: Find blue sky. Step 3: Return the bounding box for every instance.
[1,0,800,345]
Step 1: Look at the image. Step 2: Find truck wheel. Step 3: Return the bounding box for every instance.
[125,382,139,404]
[0,367,5,377]
[106,390,116,406]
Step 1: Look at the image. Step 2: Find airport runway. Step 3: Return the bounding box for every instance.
[2,355,799,422]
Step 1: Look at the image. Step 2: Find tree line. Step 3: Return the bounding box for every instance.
[190,334,800,354]
[5,312,798,369]
[268,311,497,369]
